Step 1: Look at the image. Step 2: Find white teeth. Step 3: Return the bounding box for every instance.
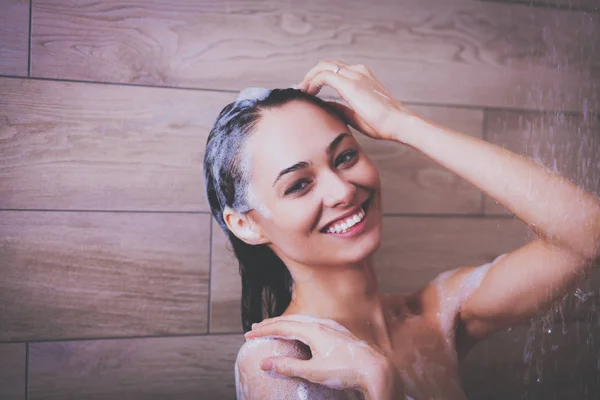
[326,207,366,234]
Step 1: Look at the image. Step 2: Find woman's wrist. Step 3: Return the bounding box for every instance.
[388,110,432,147]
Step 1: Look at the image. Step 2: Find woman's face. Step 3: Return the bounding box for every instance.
[244,99,383,268]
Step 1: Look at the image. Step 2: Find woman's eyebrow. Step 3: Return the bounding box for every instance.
[271,132,350,187]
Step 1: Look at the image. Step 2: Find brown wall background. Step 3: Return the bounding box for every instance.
[1,0,599,399]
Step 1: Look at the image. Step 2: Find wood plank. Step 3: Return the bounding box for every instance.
[210,223,242,333]
[0,0,29,76]
[355,105,485,215]
[484,110,600,216]
[29,334,244,400]
[461,322,600,399]
[30,0,599,112]
[209,215,533,333]
[0,343,26,400]
[374,216,534,293]
[26,325,600,400]
[0,211,210,341]
[0,77,235,211]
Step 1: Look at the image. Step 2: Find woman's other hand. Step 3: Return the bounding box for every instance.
[244,314,405,399]
[296,60,420,142]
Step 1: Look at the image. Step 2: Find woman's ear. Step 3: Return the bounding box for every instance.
[222,206,268,245]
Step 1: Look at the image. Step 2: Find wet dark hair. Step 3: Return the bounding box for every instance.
[203,88,347,332]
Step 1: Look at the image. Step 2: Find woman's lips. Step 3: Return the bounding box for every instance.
[320,195,372,234]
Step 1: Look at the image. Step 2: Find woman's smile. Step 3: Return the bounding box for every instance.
[320,194,374,238]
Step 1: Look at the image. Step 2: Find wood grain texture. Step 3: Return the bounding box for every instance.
[210,215,533,333]
[28,334,244,400]
[0,343,26,400]
[31,0,599,112]
[484,110,600,215]
[374,216,533,293]
[0,0,29,76]
[355,104,485,215]
[0,77,236,211]
[461,322,600,399]
[0,211,210,342]
[210,223,242,333]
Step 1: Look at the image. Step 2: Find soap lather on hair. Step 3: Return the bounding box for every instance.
[235,84,300,104]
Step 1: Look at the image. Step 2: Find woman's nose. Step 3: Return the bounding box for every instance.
[322,171,356,208]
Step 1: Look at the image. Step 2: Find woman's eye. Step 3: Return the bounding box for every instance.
[335,150,358,167]
[285,179,310,195]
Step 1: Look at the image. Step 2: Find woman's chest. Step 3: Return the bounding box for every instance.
[386,317,468,400]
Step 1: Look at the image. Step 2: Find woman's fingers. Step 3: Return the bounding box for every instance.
[245,320,317,347]
[260,356,309,377]
[297,60,346,91]
[252,314,352,335]
[325,100,377,137]
[303,69,351,96]
[298,61,378,93]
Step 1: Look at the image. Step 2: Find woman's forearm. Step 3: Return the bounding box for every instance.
[392,114,600,262]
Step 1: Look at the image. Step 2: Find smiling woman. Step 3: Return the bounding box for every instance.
[203,87,368,333]
[203,86,399,399]
[202,60,600,400]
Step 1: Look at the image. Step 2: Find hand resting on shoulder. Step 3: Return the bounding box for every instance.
[235,336,364,400]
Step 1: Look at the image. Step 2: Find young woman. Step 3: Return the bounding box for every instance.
[203,60,600,399]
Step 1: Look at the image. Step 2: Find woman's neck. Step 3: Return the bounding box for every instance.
[284,256,395,353]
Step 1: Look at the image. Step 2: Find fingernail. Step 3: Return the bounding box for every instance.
[260,358,273,371]
[251,323,257,329]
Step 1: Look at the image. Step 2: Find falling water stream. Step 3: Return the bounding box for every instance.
[501,5,597,395]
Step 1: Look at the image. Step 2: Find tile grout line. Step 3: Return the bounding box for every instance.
[0,74,593,118]
[207,217,213,334]
[0,331,245,345]
[25,342,29,400]
[27,0,32,78]
[0,208,517,219]
[0,208,211,214]
[0,74,241,94]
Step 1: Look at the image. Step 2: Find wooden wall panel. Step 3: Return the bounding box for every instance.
[484,110,600,215]
[0,211,210,342]
[461,322,600,399]
[0,77,235,211]
[210,223,242,334]
[355,105,485,215]
[30,0,599,112]
[28,334,244,400]
[210,215,533,333]
[373,216,533,293]
[0,0,29,76]
[0,343,26,400]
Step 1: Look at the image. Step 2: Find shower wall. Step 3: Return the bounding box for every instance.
[0,0,598,399]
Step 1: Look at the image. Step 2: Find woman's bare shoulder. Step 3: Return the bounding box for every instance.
[235,337,363,400]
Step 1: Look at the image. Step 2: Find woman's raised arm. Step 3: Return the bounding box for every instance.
[297,59,600,341]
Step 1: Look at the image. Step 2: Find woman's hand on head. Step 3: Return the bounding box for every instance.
[244,314,404,398]
[296,60,420,142]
